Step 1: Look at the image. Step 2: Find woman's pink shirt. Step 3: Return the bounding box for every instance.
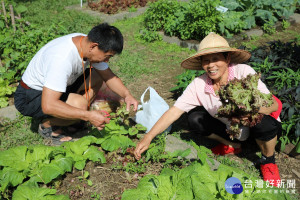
[174,64,279,126]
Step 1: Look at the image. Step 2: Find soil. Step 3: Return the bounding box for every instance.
[56,149,164,200]
[12,10,300,200]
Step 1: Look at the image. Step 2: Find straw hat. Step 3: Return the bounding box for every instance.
[181,32,251,70]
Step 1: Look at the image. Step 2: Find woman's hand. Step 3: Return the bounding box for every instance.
[134,106,185,160]
[258,97,279,115]
[258,106,270,115]
[134,134,153,160]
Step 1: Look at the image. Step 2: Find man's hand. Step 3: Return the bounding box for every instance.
[88,110,110,130]
[124,94,138,112]
[134,134,153,160]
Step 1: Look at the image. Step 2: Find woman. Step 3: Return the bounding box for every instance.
[134,32,282,187]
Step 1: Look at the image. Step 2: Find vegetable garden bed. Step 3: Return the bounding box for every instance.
[1,0,300,199]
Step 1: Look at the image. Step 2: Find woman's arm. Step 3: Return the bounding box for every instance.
[258,97,279,115]
[134,106,185,160]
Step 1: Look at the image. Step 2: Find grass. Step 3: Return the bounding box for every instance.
[241,26,300,50]
[109,16,192,84]
[0,115,43,151]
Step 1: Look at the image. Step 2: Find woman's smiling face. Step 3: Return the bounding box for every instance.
[201,53,230,83]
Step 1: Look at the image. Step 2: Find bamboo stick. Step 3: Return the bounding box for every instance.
[1,1,8,28]
[9,4,16,33]
[17,13,24,33]
[0,57,3,68]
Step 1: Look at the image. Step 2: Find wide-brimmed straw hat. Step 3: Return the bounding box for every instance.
[181,32,251,70]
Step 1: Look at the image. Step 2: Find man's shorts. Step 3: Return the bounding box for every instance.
[14,68,91,120]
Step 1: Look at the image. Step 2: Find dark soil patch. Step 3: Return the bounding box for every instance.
[56,149,164,200]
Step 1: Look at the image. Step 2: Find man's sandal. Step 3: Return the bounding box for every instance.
[38,124,73,146]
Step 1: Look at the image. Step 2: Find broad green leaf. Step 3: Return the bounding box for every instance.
[52,156,73,173]
[12,185,69,200]
[62,136,95,155]
[101,135,121,152]
[122,188,156,200]
[168,148,191,158]
[0,146,29,170]
[174,176,194,199]
[83,145,106,163]
[118,135,135,149]
[157,175,174,199]
[38,163,64,184]
[128,127,138,136]
[0,167,26,192]
[26,145,64,163]
[191,175,215,199]
[295,141,300,153]
[74,160,86,170]
[15,5,28,14]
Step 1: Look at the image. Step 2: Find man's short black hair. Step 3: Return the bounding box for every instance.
[87,23,123,54]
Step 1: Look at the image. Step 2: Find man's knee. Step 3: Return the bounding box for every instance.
[66,93,89,110]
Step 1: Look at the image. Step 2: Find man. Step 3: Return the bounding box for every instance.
[14,23,138,144]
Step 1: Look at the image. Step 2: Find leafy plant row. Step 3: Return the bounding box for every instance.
[87,0,156,14]
[0,137,104,199]
[139,0,299,41]
[0,104,193,199]
[0,115,147,199]
[122,143,292,200]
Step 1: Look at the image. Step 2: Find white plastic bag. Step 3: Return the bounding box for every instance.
[134,87,171,133]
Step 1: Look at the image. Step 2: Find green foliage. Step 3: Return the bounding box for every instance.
[122,143,290,200]
[170,69,205,98]
[142,0,221,41]
[222,0,296,25]
[0,136,107,198]
[281,19,291,30]
[137,28,162,42]
[249,40,300,141]
[295,140,300,154]
[218,11,249,38]
[0,78,16,108]
[280,116,300,151]
[12,185,69,200]
[89,104,147,153]
[0,5,69,82]
[216,73,273,138]
[262,21,276,35]
[141,0,298,40]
